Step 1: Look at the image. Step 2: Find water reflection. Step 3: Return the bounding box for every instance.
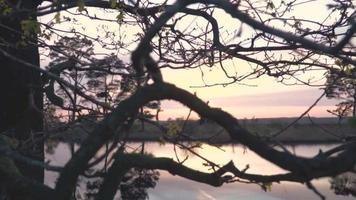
[45,143,355,200]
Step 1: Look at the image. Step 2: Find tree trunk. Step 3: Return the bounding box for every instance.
[0,1,43,199]
[353,84,356,117]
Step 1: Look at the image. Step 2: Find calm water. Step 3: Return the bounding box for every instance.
[45,143,355,200]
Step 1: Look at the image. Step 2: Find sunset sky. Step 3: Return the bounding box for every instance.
[159,67,338,120]
[38,0,343,120]
[157,0,342,119]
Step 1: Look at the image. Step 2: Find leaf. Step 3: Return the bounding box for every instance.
[158,137,166,145]
[20,18,41,36]
[345,65,353,75]
[116,11,124,24]
[266,1,275,9]
[110,0,117,8]
[2,7,12,15]
[54,12,61,23]
[0,136,21,176]
[261,182,273,192]
[77,0,86,12]
[334,59,342,66]
[166,123,181,136]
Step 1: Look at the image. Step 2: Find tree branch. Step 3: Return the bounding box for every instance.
[55,82,356,200]
[96,152,227,200]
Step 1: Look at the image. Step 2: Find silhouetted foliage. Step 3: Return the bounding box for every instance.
[0,0,355,200]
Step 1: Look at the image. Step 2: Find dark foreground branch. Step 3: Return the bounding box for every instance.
[96,152,228,200]
[55,82,356,200]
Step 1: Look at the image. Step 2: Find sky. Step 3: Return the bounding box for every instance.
[155,0,345,119]
[38,0,345,120]
[159,67,338,120]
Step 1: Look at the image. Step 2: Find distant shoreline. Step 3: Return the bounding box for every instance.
[52,117,356,144]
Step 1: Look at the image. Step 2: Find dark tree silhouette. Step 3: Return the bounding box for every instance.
[326,68,356,118]
[0,2,44,199]
[0,0,355,200]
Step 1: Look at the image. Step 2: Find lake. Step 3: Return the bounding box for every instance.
[45,142,355,200]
